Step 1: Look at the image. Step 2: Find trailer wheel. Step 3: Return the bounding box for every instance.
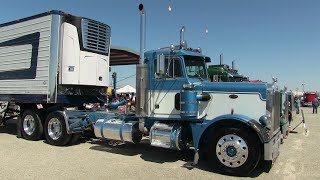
[44,111,71,146]
[21,110,43,140]
[205,126,261,176]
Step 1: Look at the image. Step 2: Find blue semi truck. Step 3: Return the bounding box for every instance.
[0,5,281,176]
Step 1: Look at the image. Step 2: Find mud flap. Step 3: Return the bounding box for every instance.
[16,115,22,138]
[264,130,281,162]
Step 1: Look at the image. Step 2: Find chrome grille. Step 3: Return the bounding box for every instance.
[81,18,111,54]
[266,84,281,136]
[273,91,281,132]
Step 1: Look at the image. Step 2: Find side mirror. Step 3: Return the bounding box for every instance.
[156,54,165,78]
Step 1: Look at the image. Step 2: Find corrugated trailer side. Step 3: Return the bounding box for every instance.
[0,14,54,103]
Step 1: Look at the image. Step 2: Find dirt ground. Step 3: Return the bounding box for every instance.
[0,107,319,180]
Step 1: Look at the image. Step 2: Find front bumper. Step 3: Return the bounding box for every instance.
[264,130,281,162]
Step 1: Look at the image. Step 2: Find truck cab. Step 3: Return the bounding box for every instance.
[128,42,281,175]
[145,47,210,119]
[144,45,270,124]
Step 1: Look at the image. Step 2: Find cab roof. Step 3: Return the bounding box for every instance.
[145,49,211,62]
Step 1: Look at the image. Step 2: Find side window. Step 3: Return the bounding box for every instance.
[154,56,182,79]
[154,58,157,78]
[165,57,182,78]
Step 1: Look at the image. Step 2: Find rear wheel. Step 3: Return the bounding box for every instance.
[44,111,71,146]
[21,110,43,140]
[205,126,261,176]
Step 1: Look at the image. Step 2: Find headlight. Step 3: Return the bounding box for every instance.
[259,114,271,128]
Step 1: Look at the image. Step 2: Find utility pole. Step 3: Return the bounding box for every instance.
[302,83,305,92]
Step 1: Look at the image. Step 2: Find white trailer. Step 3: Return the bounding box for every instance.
[0,11,111,144]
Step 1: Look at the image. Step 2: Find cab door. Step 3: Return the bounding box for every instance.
[148,55,186,118]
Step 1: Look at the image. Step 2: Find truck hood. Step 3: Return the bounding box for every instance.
[194,82,267,100]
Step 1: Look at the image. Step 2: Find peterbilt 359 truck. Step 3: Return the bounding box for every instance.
[0,6,281,176]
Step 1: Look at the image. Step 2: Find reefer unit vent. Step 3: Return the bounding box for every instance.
[81,18,111,55]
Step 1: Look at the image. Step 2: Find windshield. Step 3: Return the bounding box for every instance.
[184,55,208,79]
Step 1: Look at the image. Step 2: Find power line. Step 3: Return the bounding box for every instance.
[116,74,136,83]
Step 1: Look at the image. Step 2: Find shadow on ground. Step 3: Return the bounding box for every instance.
[89,139,193,164]
[0,120,17,135]
[1,121,271,177]
[89,139,272,177]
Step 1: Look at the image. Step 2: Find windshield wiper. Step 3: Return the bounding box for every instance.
[196,73,204,81]
[190,72,203,81]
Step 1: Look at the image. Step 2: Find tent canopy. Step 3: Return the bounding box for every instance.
[117,85,136,94]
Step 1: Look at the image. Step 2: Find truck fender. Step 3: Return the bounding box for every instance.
[189,114,268,151]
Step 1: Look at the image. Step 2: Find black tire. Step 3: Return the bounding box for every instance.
[20,109,43,140]
[44,111,72,146]
[205,126,261,176]
[132,123,142,144]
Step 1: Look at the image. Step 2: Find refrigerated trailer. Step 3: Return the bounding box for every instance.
[0,10,111,143]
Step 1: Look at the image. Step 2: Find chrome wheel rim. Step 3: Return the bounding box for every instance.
[216,134,249,168]
[48,118,62,140]
[23,115,36,135]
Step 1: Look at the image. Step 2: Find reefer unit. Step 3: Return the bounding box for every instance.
[0,11,111,104]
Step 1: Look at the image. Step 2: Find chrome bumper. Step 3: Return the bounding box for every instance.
[264,130,281,162]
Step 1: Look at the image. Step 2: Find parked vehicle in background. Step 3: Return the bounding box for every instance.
[301,92,316,107]
[207,64,249,82]
[207,64,229,82]
[207,54,249,83]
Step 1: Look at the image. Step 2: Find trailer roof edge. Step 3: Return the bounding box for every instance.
[0,10,70,28]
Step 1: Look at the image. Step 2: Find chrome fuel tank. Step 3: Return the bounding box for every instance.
[149,122,183,150]
[94,119,142,143]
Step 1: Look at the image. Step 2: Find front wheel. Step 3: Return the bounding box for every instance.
[44,111,71,146]
[205,126,261,176]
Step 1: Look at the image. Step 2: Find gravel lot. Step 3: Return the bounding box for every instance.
[0,107,319,180]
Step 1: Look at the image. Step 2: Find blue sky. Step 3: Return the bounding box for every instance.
[1,0,319,91]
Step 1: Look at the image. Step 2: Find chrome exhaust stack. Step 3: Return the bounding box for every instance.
[136,4,148,134]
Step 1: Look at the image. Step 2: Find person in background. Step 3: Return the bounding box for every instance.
[288,111,292,128]
[295,97,300,114]
[312,97,319,114]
